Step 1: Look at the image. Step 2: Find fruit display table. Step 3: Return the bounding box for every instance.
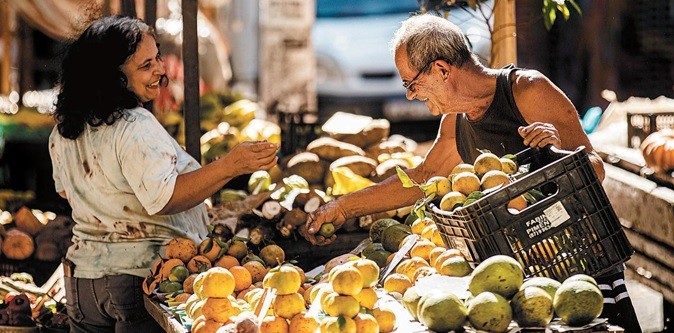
[144,296,188,333]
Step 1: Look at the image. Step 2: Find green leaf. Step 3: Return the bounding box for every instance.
[544,9,556,30]
[568,0,582,16]
[502,153,516,162]
[558,4,570,20]
[337,315,347,328]
[396,166,416,188]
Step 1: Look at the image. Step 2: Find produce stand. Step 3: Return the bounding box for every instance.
[144,295,188,333]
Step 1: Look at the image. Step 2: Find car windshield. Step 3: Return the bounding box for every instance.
[316,0,420,18]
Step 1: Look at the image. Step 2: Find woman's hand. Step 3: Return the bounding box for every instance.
[223,141,279,176]
[299,200,348,246]
[518,122,561,149]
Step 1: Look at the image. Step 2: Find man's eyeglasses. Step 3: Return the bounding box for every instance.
[402,60,434,93]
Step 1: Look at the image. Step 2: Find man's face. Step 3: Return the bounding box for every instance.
[395,48,443,116]
[121,35,165,103]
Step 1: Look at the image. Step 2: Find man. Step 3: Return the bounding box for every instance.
[300,14,640,332]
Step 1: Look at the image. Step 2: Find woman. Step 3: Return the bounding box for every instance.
[49,16,278,332]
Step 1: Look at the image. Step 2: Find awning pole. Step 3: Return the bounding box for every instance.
[182,0,201,162]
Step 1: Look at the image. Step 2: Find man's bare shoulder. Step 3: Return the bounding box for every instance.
[512,69,550,90]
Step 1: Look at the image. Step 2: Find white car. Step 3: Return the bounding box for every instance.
[313,0,492,124]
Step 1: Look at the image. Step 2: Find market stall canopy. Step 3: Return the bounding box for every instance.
[9,0,105,40]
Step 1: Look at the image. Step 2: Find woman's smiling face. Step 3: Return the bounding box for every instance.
[121,34,165,103]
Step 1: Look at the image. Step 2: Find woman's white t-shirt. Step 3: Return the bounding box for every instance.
[49,107,209,279]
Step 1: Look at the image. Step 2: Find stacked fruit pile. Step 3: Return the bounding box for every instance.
[0,206,73,263]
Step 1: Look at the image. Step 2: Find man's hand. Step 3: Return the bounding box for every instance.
[518,122,561,149]
[300,201,348,246]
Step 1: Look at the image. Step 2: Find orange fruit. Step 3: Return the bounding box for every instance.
[165,237,198,263]
[432,249,464,270]
[321,292,360,318]
[198,238,223,263]
[348,258,380,288]
[214,255,240,269]
[428,247,447,267]
[289,313,319,333]
[187,255,212,274]
[243,261,268,283]
[229,265,253,292]
[202,297,240,323]
[259,315,289,333]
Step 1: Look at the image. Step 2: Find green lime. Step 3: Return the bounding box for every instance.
[318,223,336,238]
[168,265,190,283]
[158,280,183,293]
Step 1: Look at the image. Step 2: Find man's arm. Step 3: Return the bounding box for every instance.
[513,70,605,181]
[302,115,463,246]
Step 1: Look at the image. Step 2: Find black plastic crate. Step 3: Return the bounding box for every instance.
[428,147,634,281]
[627,111,674,149]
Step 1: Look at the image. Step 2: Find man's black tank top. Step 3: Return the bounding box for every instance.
[455,66,529,164]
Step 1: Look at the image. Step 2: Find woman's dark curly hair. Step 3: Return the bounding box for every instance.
[54,15,168,139]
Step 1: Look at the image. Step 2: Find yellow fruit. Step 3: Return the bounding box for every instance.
[260,244,286,266]
[273,292,306,319]
[410,239,436,261]
[412,265,437,282]
[432,248,464,270]
[383,273,412,294]
[474,152,502,176]
[450,163,475,176]
[428,247,448,267]
[451,172,481,196]
[410,217,435,235]
[500,157,518,174]
[353,287,378,309]
[214,255,240,269]
[430,229,446,247]
[469,255,524,299]
[401,286,423,320]
[289,313,319,333]
[520,276,561,300]
[329,266,363,296]
[401,257,430,281]
[372,307,397,333]
[319,316,357,333]
[553,280,603,326]
[191,317,223,333]
[244,287,264,303]
[227,240,249,262]
[309,282,329,303]
[263,264,302,295]
[508,195,528,211]
[420,224,438,241]
[439,191,467,211]
[423,176,451,197]
[511,286,554,327]
[321,292,360,318]
[417,292,468,332]
[201,267,235,298]
[165,237,198,263]
[188,299,206,319]
[467,291,512,332]
[259,315,289,333]
[437,256,472,277]
[481,170,510,190]
[354,313,379,333]
[192,272,207,299]
[184,293,200,318]
[229,265,253,292]
[202,297,240,323]
[348,258,380,288]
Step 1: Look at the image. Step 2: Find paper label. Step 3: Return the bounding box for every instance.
[524,201,570,239]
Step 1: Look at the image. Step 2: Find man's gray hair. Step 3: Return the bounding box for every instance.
[390,14,474,72]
